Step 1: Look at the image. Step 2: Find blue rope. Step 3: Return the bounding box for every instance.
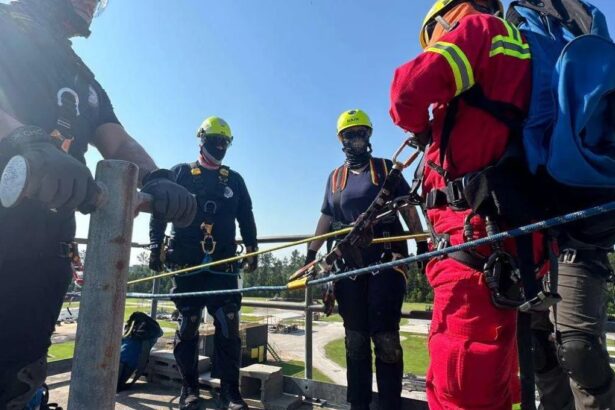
[126,200,615,300]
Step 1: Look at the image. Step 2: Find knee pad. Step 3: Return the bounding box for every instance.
[176,311,201,341]
[2,356,47,410]
[345,330,370,361]
[214,303,239,339]
[372,331,403,364]
[532,330,559,374]
[557,331,614,391]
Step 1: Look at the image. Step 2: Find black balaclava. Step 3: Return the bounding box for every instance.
[342,133,372,170]
[17,0,92,38]
[200,137,228,165]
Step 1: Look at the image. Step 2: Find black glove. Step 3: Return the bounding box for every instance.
[304,249,317,266]
[3,126,99,212]
[242,246,259,273]
[149,243,164,272]
[141,169,197,228]
[416,240,429,274]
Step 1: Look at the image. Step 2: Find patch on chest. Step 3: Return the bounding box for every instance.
[88,85,99,108]
[224,186,234,199]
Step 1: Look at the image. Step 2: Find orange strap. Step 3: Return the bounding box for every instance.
[331,165,349,193]
[333,159,387,193]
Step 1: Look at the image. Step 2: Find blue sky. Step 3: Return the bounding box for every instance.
[69,0,615,260]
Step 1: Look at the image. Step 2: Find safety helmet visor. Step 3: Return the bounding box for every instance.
[94,0,108,17]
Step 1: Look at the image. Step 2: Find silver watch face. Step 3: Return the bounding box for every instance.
[0,155,29,208]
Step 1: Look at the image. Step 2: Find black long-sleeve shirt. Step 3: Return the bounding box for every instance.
[150,162,257,265]
[0,2,120,255]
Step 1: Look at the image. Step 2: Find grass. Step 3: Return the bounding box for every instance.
[318,313,343,323]
[272,360,333,383]
[241,305,255,314]
[402,302,433,312]
[324,332,430,376]
[48,341,75,362]
[240,315,266,323]
[314,302,432,324]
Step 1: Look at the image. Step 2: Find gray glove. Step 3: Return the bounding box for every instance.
[3,126,99,212]
[141,169,197,228]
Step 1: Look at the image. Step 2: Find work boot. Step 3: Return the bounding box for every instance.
[219,382,248,410]
[179,385,201,410]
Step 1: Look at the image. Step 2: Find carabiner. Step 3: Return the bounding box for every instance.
[391,137,421,170]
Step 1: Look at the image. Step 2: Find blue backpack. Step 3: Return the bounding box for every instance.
[507,0,615,188]
[25,384,61,410]
[117,312,163,392]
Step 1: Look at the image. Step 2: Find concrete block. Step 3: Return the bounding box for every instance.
[198,371,221,389]
[240,364,284,403]
[147,372,183,387]
[146,349,210,380]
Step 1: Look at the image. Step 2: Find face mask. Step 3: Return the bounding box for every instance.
[341,134,372,169]
[200,135,230,163]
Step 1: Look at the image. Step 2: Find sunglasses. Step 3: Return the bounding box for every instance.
[201,134,232,147]
[340,128,370,140]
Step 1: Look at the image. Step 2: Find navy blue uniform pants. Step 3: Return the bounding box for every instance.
[171,269,242,387]
[334,268,407,409]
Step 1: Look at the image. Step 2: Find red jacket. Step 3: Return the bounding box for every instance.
[390,14,532,238]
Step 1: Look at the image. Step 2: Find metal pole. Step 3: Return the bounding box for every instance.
[304,286,313,380]
[150,278,160,318]
[68,160,141,410]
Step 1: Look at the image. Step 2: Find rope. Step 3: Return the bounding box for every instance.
[127,227,430,285]
[127,227,353,285]
[125,200,615,300]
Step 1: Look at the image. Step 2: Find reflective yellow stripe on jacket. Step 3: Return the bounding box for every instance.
[490,19,531,60]
[426,41,475,96]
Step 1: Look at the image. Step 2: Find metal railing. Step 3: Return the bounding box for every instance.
[25,159,613,408]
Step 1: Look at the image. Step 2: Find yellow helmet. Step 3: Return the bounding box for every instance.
[419,0,504,49]
[336,109,373,135]
[196,116,233,141]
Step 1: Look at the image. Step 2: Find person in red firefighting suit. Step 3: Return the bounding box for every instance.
[389,0,532,409]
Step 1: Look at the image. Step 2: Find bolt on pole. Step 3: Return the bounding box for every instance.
[68,160,150,410]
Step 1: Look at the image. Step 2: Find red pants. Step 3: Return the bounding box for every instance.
[425,257,519,410]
